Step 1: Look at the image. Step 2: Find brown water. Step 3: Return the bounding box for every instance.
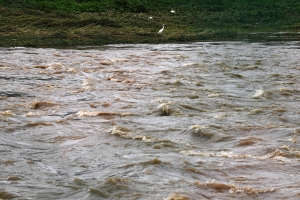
[0,42,300,200]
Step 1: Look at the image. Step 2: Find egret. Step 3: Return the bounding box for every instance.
[171,9,175,13]
[158,24,164,34]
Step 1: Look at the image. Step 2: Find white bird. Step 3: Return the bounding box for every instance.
[171,9,175,13]
[158,24,164,34]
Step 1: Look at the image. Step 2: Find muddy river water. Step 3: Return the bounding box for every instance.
[0,41,300,199]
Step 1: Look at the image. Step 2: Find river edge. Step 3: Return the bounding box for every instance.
[2,31,300,49]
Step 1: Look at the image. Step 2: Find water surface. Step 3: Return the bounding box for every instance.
[0,41,300,199]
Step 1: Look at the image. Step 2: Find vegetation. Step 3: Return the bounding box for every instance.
[0,0,299,47]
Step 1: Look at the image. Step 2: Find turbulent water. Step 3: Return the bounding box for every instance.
[0,41,300,200]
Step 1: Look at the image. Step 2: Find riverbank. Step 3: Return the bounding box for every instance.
[0,0,299,47]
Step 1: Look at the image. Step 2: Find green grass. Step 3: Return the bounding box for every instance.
[0,0,299,47]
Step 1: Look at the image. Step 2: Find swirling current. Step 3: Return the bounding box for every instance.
[0,41,300,199]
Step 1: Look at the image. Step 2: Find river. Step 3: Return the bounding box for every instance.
[0,41,300,199]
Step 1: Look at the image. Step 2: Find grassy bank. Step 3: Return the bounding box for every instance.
[0,0,299,47]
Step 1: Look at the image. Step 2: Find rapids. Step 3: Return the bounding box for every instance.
[0,41,300,199]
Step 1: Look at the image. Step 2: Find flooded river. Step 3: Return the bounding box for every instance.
[0,41,300,199]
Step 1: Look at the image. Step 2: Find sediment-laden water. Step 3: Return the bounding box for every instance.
[0,41,300,200]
